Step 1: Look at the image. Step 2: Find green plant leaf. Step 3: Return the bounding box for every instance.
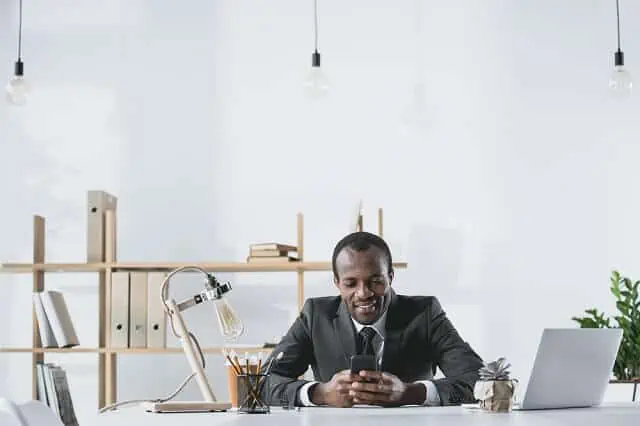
[575,270,640,379]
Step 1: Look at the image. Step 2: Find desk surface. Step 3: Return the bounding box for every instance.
[93,404,639,426]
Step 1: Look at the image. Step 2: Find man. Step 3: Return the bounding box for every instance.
[261,231,484,408]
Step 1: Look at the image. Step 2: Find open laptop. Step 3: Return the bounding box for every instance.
[514,328,623,410]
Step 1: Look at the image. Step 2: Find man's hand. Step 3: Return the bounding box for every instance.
[310,370,355,407]
[349,371,426,407]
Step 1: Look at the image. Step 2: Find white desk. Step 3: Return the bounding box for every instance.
[92,404,639,426]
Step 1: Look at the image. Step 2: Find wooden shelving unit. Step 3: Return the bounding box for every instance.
[0,190,407,411]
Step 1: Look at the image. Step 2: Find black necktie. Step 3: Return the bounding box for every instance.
[359,326,377,356]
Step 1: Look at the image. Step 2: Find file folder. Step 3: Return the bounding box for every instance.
[129,272,148,348]
[147,272,167,348]
[110,272,130,348]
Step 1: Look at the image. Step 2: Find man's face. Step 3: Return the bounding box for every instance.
[333,246,393,325]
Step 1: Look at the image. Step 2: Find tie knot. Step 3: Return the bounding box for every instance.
[360,326,377,342]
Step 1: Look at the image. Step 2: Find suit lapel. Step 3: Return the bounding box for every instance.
[381,290,404,372]
[333,301,358,366]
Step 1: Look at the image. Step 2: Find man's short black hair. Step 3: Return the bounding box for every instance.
[331,231,393,278]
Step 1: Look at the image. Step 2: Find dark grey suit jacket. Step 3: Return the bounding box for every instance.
[261,290,484,407]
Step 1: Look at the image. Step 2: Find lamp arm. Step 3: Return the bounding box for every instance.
[166,298,217,402]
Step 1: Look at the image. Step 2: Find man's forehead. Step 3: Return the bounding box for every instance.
[336,247,386,270]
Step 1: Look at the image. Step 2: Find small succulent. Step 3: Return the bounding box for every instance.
[479,357,512,381]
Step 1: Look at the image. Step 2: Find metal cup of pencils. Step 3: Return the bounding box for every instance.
[225,351,270,413]
[236,373,270,414]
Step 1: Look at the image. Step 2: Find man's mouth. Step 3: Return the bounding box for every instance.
[354,299,378,315]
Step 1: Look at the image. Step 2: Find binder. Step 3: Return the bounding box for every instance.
[110,272,130,348]
[147,272,167,348]
[129,272,148,348]
[86,190,117,262]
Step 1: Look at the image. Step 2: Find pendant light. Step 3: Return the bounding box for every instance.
[609,0,632,95]
[304,0,329,98]
[6,0,28,105]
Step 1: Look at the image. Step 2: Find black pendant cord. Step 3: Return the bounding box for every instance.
[313,0,319,53]
[613,0,625,67]
[616,0,621,52]
[310,0,321,67]
[17,0,23,60]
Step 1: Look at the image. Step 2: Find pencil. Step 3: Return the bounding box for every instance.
[226,355,241,375]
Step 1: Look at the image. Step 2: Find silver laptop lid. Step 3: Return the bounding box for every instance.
[520,328,623,410]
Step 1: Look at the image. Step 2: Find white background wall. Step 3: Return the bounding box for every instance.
[2,0,640,422]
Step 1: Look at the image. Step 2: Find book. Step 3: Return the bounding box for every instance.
[37,362,79,426]
[32,293,58,348]
[249,248,295,257]
[246,255,299,263]
[249,243,298,252]
[38,291,79,348]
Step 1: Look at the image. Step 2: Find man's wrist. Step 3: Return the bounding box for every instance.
[403,382,427,406]
[309,382,326,405]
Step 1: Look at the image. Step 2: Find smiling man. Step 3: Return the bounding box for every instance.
[261,231,484,408]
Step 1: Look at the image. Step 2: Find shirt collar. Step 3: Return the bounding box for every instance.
[351,308,387,340]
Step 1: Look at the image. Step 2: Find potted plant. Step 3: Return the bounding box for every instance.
[473,358,517,412]
[572,271,640,392]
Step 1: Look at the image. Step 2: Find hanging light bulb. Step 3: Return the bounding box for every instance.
[6,60,28,105]
[609,51,632,95]
[304,0,328,98]
[6,0,28,106]
[609,0,632,95]
[305,50,329,98]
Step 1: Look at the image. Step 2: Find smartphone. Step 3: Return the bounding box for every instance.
[350,355,378,375]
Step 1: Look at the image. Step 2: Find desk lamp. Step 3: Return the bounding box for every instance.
[147,265,245,413]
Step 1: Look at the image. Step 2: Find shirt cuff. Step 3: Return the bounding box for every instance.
[298,381,319,406]
[417,380,441,406]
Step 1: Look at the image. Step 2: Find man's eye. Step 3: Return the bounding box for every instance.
[343,281,356,287]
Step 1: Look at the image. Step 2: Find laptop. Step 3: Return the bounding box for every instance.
[514,328,623,410]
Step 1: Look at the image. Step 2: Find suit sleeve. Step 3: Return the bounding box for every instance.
[427,297,484,405]
[259,299,315,407]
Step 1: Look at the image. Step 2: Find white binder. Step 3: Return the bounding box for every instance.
[110,272,130,348]
[129,272,148,348]
[147,272,167,348]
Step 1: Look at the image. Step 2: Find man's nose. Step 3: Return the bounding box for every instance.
[355,282,373,298]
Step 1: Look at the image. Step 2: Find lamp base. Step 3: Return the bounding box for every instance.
[144,401,232,413]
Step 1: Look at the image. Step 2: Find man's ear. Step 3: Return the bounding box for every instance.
[388,269,394,285]
[333,275,339,288]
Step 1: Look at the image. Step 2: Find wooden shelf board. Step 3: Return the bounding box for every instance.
[105,346,273,354]
[1,346,274,354]
[0,263,107,273]
[0,347,99,353]
[0,261,409,273]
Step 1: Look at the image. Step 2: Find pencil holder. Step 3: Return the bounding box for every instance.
[236,374,270,414]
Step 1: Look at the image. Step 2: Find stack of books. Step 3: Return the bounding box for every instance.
[36,362,79,426]
[246,243,299,263]
[32,291,79,348]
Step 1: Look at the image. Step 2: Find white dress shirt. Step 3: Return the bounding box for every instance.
[298,308,441,406]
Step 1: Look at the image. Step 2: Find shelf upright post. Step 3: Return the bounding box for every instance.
[87,191,118,409]
[297,213,304,311]
[31,215,46,400]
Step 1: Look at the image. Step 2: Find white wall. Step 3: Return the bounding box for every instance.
[2,0,640,421]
